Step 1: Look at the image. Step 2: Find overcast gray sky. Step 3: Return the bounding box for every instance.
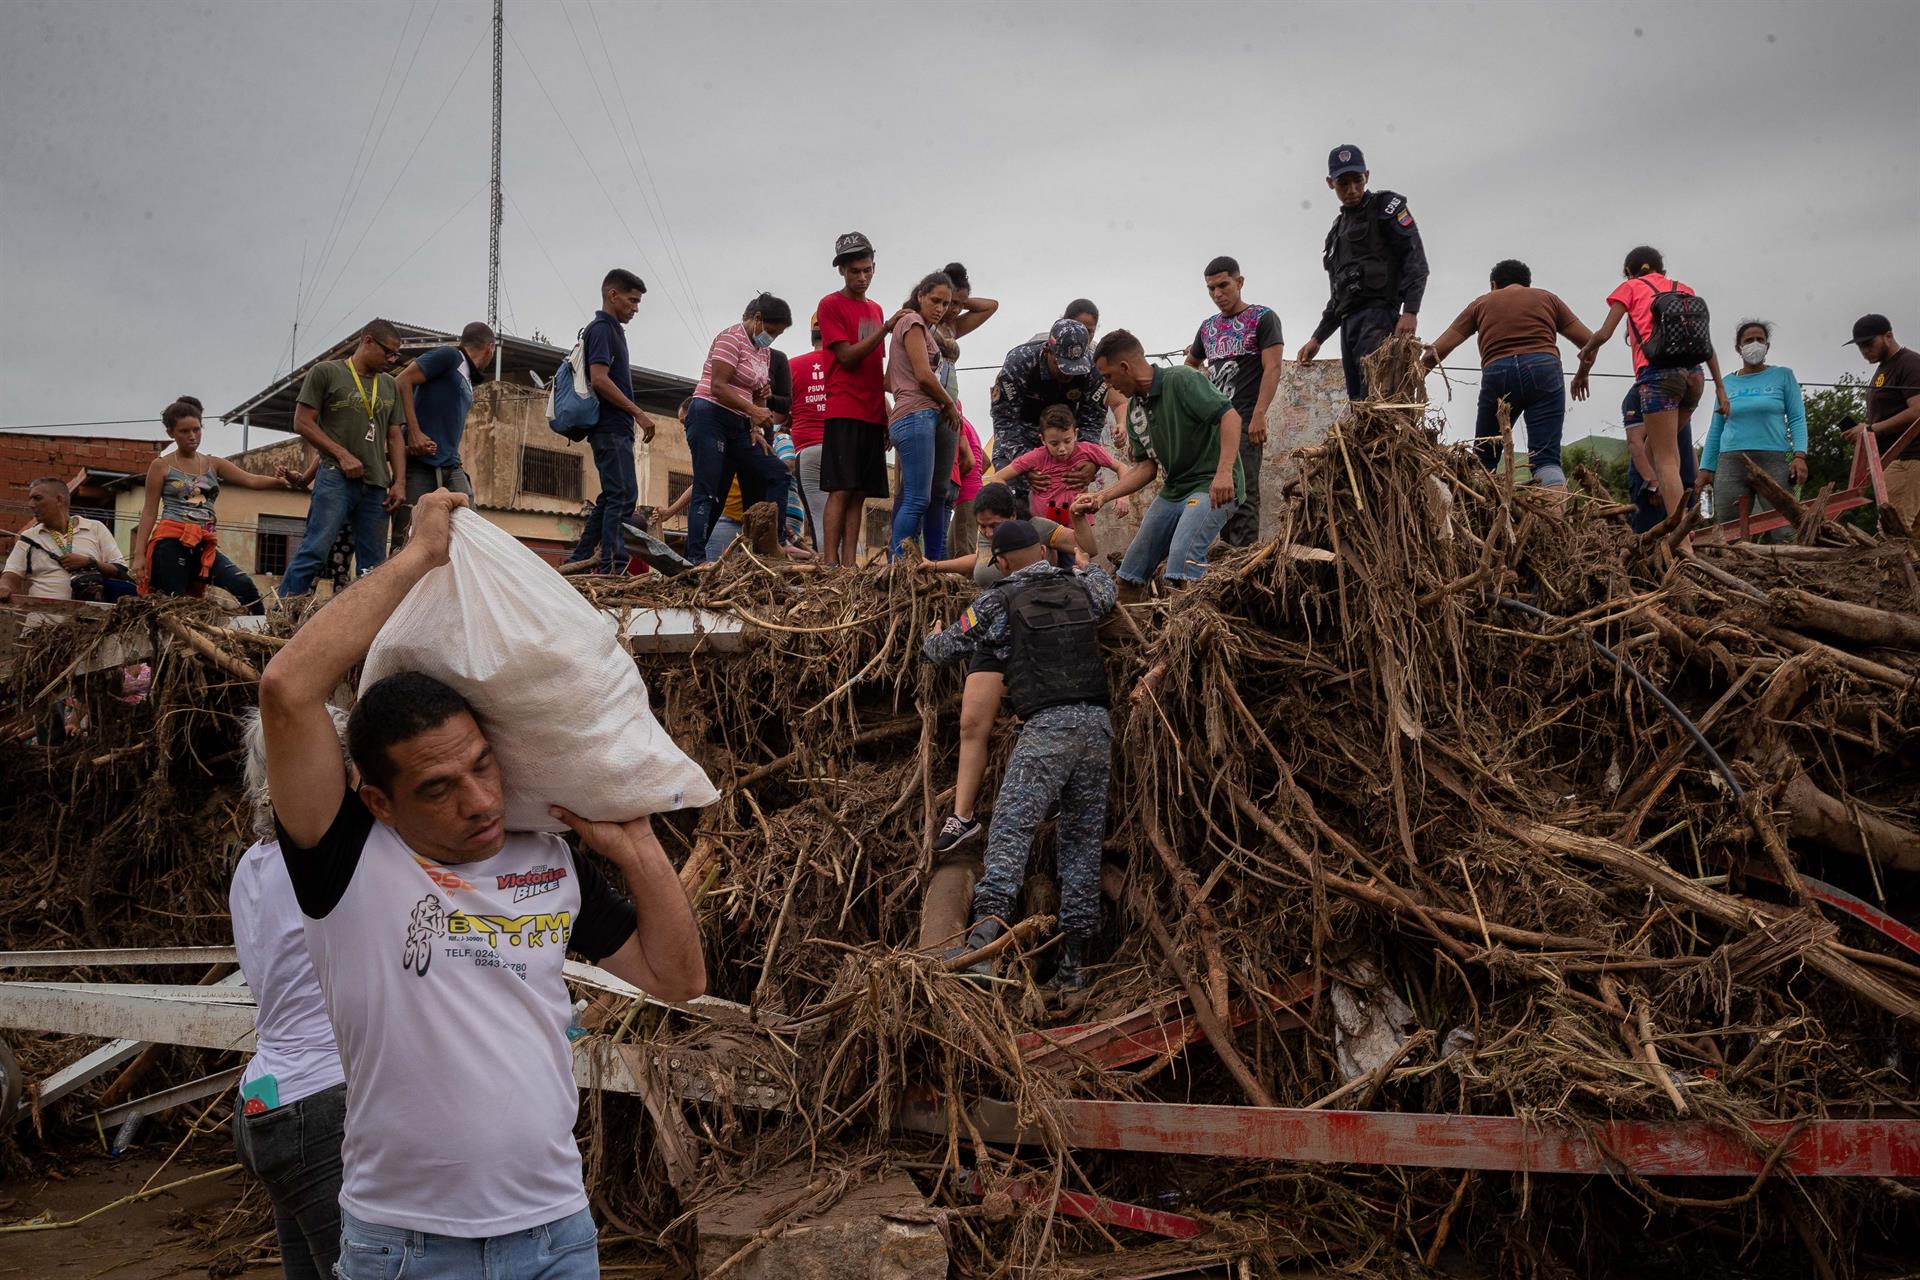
[3,0,1916,457]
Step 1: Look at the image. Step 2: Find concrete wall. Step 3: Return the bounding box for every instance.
[1093,358,1347,559]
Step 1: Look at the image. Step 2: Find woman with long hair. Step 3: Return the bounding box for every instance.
[884,271,961,557]
[133,396,291,613]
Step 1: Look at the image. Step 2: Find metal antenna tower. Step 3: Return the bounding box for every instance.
[487,0,504,351]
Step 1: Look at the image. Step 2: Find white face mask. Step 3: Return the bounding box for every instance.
[1739,340,1769,365]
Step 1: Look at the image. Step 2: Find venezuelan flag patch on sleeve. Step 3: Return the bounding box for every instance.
[956,607,978,633]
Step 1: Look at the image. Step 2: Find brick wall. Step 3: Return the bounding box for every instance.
[0,434,167,542]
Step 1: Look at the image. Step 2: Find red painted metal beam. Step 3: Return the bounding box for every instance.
[960,1172,1207,1240]
[1017,972,1319,1073]
[897,1097,1920,1177]
[1691,426,1905,546]
[1746,865,1920,961]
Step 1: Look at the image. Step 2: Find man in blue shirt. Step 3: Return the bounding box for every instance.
[390,321,495,550]
[567,269,653,574]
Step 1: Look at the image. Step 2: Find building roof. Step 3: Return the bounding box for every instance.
[0,433,168,533]
[219,320,694,432]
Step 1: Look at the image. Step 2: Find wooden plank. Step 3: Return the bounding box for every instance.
[895,1097,1920,1178]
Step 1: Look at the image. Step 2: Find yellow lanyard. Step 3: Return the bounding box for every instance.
[345,361,381,422]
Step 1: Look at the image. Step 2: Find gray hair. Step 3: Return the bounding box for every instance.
[28,476,69,500]
[241,706,351,842]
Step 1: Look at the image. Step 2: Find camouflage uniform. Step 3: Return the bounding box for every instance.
[923,561,1116,938]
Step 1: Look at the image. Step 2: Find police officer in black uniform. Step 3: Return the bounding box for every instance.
[922,519,1116,992]
[1295,144,1431,402]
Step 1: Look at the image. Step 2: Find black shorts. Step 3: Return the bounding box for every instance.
[968,651,1008,677]
[821,418,890,496]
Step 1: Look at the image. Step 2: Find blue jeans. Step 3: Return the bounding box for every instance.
[280,466,390,597]
[569,428,637,572]
[684,400,791,563]
[1118,491,1237,585]
[1474,352,1567,485]
[888,408,941,557]
[337,1207,599,1280]
[704,517,742,560]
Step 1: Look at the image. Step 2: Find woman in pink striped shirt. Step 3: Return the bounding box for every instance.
[685,294,793,562]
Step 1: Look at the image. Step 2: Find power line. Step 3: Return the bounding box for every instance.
[580,0,707,335]
[301,1,420,334]
[299,21,487,346]
[311,185,489,344]
[0,420,162,433]
[504,26,702,344]
[504,186,587,315]
[302,2,437,334]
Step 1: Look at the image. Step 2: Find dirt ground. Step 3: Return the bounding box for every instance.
[0,1151,677,1279]
[0,1151,274,1279]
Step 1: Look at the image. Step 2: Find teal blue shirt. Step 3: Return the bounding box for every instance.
[1701,365,1807,472]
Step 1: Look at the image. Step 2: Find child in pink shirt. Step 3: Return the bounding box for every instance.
[998,404,1120,531]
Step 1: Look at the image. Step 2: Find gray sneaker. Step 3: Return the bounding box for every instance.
[932,814,983,855]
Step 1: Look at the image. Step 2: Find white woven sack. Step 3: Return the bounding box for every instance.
[361,508,718,831]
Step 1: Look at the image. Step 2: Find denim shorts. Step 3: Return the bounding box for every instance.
[1634,363,1702,415]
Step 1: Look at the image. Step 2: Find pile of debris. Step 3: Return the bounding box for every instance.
[3,341,1917,1277]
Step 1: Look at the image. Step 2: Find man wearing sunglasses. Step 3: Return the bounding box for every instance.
[280,318,409,598]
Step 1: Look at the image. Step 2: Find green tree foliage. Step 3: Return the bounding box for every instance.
[1800,375,1874,530]
[1802,375,1867,493]
[1563,442,1630,501]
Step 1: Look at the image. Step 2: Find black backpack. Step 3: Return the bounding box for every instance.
[1635,278,1713,369]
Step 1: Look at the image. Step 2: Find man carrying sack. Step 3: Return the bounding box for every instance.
[258,490,706,1278]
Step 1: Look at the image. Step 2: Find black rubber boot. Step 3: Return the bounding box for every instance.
[1047,935,1089,993]
[957,917,1006,980]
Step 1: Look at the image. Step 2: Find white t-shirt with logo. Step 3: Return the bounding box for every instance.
[278,792,636,1237]
[229,839,345,1106]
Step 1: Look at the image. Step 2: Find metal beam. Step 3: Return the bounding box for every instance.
[0,981,258,1052]
[896,1097,1920,1178]
[95,1067,244,1127]
[18,1038,144,1117]
[0,946,238,970]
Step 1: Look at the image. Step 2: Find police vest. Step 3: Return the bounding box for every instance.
[1324,192,1398,312]
[1002,574,1109,719]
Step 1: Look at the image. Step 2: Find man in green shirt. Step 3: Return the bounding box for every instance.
[1074,329,1242,594]
[279,319,408,597]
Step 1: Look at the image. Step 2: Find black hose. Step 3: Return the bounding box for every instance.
[1491,595,1745,802]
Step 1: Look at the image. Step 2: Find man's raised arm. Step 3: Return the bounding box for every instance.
[259,491,467,845]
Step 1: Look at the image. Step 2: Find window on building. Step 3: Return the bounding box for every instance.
[520,446,584,501]
[257,515,306,577]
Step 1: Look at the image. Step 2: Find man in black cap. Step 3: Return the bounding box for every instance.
[817,232,898,566]
[1849,314,1920,532]
[990,319,1109,509]
[1294,145,1430,401]
[922,518,1116,993]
